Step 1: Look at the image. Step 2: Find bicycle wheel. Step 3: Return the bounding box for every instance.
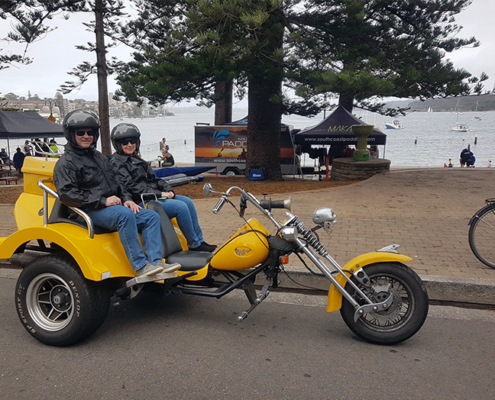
[469,204,495,269]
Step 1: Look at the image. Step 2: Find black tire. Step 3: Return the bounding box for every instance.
[222,167,240,176]
[468,204,495,269]
[340,262,429,345]
[15,253,110,346]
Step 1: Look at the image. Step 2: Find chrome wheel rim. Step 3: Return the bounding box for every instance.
[356,275,413,331]
[26,273,74,331]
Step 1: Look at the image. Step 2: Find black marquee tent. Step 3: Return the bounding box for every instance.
[0,111,64,139]
[294,106,387,146]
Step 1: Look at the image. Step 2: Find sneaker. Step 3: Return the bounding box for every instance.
[136,263,164,277]
[157,261,181,273]
[189,242,215,252]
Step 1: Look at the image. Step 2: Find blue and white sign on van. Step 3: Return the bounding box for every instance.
[213,129,230,148]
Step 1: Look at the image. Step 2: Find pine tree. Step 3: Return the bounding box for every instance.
[116,0,238,124]
[0,1,87,70]
[117,0,286,179]
[117,0,485,179]
[288,0,487,114]
[1,0,125,154]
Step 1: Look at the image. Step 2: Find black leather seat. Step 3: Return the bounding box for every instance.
[146,201,213,271]
[48,199,116,234]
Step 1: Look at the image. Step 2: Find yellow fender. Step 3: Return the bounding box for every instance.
[0,225,135,281]
[326,252,412,313]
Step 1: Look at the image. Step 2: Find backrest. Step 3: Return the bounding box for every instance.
[146,201,183,258]
[47,199,115,234]
[48,199,83,226]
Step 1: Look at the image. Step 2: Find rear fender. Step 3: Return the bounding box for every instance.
[0,225,134,281]
[326,252,412,313]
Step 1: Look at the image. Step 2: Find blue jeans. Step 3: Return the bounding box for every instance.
[86,206,162,271]
[157,195,204,248]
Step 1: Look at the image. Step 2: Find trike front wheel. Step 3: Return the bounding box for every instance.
[340,262,429,345]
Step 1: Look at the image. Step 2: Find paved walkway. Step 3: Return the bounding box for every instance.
[2,168,495,303]
[195,167,495,280]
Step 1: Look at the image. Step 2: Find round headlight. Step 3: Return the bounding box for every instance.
[280,226,297,241]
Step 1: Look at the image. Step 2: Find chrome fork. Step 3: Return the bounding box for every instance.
[293,220,393,321]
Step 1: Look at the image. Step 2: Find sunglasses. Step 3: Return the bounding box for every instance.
[121,139,137,145]
[75,130,95,137]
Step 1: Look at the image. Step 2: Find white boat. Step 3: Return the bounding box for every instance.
[428,107,432,113]
[385,120,404,129]
[473,101,482,121]
[451,98,468,131]
[452,122,468,132]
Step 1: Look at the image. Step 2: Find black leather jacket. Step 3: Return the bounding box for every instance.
[53,143,133,210]
[112,153,174,203]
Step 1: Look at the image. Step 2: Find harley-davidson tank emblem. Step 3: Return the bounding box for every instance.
[235,247,252,256]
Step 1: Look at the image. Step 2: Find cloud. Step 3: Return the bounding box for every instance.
[1,0,493,100]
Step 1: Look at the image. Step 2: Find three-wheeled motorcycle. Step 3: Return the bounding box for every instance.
[0,157,428,346]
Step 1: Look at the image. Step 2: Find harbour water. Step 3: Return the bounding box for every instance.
[2,107,494,168]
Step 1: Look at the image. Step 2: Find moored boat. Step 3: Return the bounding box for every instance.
[385,120,404,129]
[452,122,468,132]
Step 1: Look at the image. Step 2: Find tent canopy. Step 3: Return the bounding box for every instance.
[0,111,64,139]
[294,106,386,146]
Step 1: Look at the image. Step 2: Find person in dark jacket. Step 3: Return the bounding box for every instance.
[13,147,25,172]
[53,110,180,277]
[0,148,11,164]
[460,147,474,167]
[110,123,216,252]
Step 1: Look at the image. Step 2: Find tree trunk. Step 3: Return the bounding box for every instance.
[246,76,283,180]
[214,80,233,125]
[338,93,355,113]
[245,6,284,181]
[95,0,111,155]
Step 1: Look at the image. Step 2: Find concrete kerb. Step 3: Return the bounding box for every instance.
[3,255,495,307]
[254,266,495,307]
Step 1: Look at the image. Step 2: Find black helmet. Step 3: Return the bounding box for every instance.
[111,123,141,155]
[63,110,100,147]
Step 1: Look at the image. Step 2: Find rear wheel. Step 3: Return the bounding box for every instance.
[15,253,110,346]
[340,262,428,345]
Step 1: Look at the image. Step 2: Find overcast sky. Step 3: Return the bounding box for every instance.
[0,0,493,105]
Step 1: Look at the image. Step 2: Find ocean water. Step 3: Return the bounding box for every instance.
[2,107,494,168]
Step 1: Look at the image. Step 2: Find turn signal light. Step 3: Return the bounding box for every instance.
[280,255,289,265]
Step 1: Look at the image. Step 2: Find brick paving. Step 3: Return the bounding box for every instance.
[2,168,495,281]
[196,167,495,280]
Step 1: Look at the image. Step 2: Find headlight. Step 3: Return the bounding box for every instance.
[280,226,298,242]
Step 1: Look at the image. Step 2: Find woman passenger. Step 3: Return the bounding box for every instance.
[111,123,216,252]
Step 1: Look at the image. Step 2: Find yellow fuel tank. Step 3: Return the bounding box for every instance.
[209,218,270,271]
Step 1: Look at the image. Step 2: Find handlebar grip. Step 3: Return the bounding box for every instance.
[213,196,227,214]
[259,200,286,210]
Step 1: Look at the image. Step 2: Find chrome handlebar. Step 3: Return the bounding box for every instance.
[208,186,282,229]
[213,196,227,214]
